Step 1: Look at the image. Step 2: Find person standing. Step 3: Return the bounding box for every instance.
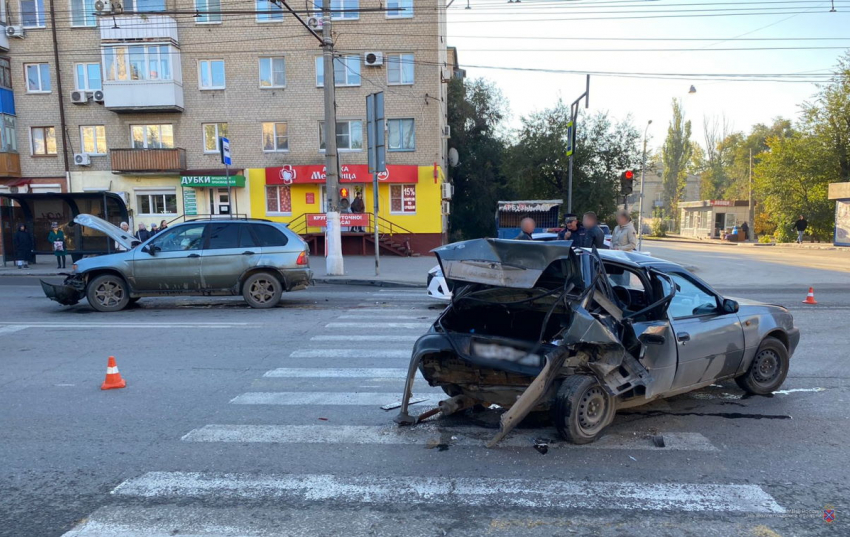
[557,214,580,241]
[13,224,33,269]
[116,222,131,252]
[740,221,750,241]
[611,211,637,251]
[48,222,67,269]
[572,212,606,249]
[350,191,366,232]
[159,220,169,233]
[515,217,535,240]
[793,215,807,244]
[135,223,152,242]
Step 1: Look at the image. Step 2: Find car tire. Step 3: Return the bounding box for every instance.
[242,272,282,309]
[552,375,615,445]
[86,274,130,313]
[735,337,789,395]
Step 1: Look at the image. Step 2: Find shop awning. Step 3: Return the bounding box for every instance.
[266,164,418,185]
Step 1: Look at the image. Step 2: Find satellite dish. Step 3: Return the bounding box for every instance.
[448,147,459,167]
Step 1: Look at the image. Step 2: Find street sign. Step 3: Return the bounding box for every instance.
[219,137,232,166]
[565,121,575,157]
[366,92,386,174]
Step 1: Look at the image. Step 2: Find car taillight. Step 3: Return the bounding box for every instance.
[296,251,308,265]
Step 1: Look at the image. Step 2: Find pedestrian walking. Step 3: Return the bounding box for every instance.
[135,223,152,243]
[611,211,637,251]
[48,222,67,269]
[13,224,33,269]
[793,215,808,244]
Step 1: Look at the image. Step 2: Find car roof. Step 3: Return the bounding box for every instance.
[594,248,683,271]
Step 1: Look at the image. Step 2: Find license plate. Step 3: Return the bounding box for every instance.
[472,342,529,360]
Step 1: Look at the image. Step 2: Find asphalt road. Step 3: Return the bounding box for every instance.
[0,271,847,536]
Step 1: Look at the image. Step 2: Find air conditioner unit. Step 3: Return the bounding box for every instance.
[441,182,453,200]
[92,90,105,102]
[70,90,89,104]
[442,201,451,215]
[364,52,384,67]
[306,16,323,30]
[73,153,91,166]
[5,25,25,38]
[441,125,451,138]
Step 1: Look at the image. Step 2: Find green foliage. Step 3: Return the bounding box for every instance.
[661,99,693,219]
[446,78,512,240]
[649,218,667,237]
[758,234,774,244]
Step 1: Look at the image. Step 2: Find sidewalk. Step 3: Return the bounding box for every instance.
[0,255,69,277]
[644,235,848,251]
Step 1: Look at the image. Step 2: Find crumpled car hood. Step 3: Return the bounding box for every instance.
[74,214,137,250]
[432,238,577,289]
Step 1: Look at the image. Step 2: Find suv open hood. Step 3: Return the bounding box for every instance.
[432,238,577,289]
[74,214,137,250]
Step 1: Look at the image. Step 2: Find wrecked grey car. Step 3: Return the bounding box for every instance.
[41,215,312,312]
[395,239,800,445]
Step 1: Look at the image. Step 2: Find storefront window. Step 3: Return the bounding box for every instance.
[390,184,416,214]
[137,191,177,215]
[266,185,291,214]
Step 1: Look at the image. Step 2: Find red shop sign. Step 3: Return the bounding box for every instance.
[306,213,370,227]
[266,164,418,185]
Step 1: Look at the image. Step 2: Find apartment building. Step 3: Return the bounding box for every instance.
[1,0,450,253]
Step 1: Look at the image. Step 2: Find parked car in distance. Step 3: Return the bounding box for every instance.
[41,215,312,311]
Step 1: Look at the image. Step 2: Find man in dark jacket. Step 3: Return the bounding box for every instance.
[793,215,807,244]
[13,224,33,269]
[350,191,366,232]
[571,212,606,249]
[135,223,152,242]
[515,217,535,240]
[557,214,580,241]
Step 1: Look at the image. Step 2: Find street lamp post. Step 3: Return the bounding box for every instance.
[566,75,590,214]
[637,119,652,251]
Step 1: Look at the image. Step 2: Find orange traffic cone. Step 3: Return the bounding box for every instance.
[802,287,818,305]
[101,356,126,390]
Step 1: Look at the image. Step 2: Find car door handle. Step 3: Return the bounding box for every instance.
[242,251,255,255]
[677,332,691,343]
[187,254,200,258]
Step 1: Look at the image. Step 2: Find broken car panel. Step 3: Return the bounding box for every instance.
[395,239,800,446]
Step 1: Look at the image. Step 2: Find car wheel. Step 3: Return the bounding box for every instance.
[242,272,282,309]
[552,375,615,444]
[735,337,789,395]
[86,274,130,313]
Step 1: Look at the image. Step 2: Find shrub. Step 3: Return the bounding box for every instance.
[650,219,667,237]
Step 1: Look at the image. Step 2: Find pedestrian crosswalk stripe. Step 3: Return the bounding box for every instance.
[289,349,411,359]
[326,322,431,330]
[263,368,408,378]
[310,335,420,342]
[181,424,719,452]
[229,392,439,406]
[111,471,784,513]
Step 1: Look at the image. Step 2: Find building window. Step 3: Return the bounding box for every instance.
[390,184,416,214]
[0,58,12,90]
[137,191,178,215]
[262,122,289,152]
[103,45,172,81]
[319,120,362,152]
[195,0,221,23]
[312,0,358,20]
[21,0,45,28]
[198,60,225,90]
[124,0,166,12]
[387,119,415,151]
[202,123,228,153]
[386,0,412,18]
[74,63,102,91]
[80,126,107,155]
[259,57,285,88]
[131,124,174,149]
[2,116,18,153]
[315,55,360,87]
[256,0,283,21]
[387,54,414,85]
[30,126,56,156]
[25,63,51,93]
[265,185,292,214]
[71,0,96,26]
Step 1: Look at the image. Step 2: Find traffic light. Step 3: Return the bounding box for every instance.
[619,170,635,195]
[340,187,349,198]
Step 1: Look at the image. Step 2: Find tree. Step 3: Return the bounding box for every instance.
[506,103,640,223]
[661,99,693,220]
[801,51,850,184]
[446,78,511,240]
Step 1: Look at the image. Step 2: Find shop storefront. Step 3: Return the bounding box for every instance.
[828,182,850,247]
[679,200,750,239]
[180,174,247,216]
[248,164,445,255]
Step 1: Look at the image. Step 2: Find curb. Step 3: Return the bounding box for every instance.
[643,237,739,247]
[0,271,65,278]
[313,277,425,289]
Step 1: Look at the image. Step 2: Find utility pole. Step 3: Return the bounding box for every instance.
[566,75,590,214]
[637,120,652,251]
[322,0,343,275]
[748,148,754,241]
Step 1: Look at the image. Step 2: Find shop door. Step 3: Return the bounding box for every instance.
[714,212,725,235]
[210,188,231,215]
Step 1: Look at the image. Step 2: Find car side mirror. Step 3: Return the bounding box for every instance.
[143,245,156,256]
[722,298,739,314]
[639,332,666,345]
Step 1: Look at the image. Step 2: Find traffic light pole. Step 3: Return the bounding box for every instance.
[566,75,590,214]
[322,0,343,275]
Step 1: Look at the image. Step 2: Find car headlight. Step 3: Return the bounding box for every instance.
[72,263,78,272]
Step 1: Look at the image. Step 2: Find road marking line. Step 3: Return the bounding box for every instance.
[326,322,431,330]
[0,322,249,329]
[310,335,420,342]
[263,368,408,378]
[181,425,719,452]
[345,308,438,314]
[0,325,28,335]
[336,314,433,320]
[289,349,410,359]
[229,392,440,406]
[111,472,783,513]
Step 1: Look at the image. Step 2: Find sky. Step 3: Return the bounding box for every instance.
[445,0,850,152]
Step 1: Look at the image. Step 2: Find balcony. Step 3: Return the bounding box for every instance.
[100,15,179,44]
[0,152,20,177]
[103,80,184,113]
[110,148,186,174]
